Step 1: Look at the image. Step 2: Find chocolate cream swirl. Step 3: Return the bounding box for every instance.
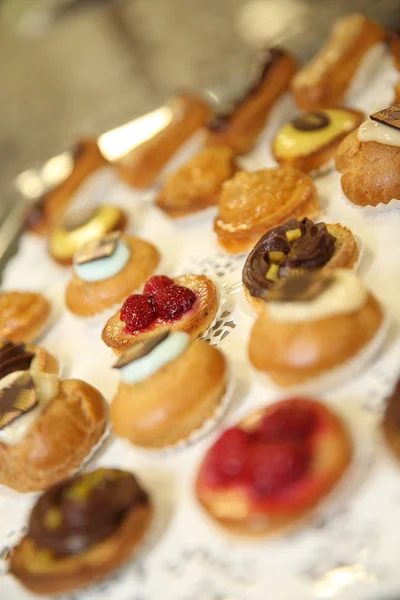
[242,218,335,300]
[28,469,149,557]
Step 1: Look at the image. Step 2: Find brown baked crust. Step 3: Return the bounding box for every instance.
[10,500,152,595]
[389,36,400,72]
[272,109,364,173]
[155,147,237,218]
[65,236,161,316]
[117,93,212,189]
[0,379,108,492]
[395,81,400,103]
[214,166,320,254]
[205,53,297,155]
[111,341,227,447]
[0,292,51,344]
[335,130,400,207]
[248,293,383,386]
[102,274,218,354]
[292,14,385,110]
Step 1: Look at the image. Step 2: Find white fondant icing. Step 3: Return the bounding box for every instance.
[357,118,400,147]
[73,239,131,282]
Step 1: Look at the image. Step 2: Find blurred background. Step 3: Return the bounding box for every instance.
[1,0,400,190]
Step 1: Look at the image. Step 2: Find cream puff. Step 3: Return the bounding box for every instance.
[0,291,51,344]
[196,397,352,535]
[10,468,152,595]
[155,147,237,218]
[111,331,228,448]
[382,378,400,461]
[248,270,383,387]
[242,218,358,312]
[205,47,297,155]
[214,166,320,254]
[0,339,59,380]
[336,104,400,207]
[272,108,364,174]
[102,274,218,354]
[66,232,160,317]
[291,14,385,110]
[0,372,108,492]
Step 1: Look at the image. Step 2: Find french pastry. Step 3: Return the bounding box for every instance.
[0,371,108,492]
[272,108,364,174]
[0,291,51,343]
[291,14,385,110]
[25,139,109,237]
[117,92,212,189]
[248,270,383,387]
[242,217,358,312]
[205,47,297,155]
[382,378,400,461]
[48,204,127,266]
[10,468,152,595]
[155,147,237,218]
[0,339,59,380]
[389,29,400,71]
[214,166,320,254]
[336,104,400,207]
[111,331,228,448]
[102,274,218,354]
[196,397,352,535]
[66,232,160,316]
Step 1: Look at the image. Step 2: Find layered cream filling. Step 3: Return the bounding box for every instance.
[357,118,400,148]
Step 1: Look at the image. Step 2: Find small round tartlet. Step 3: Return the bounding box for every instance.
[242,217,359,312]
[111,331,228,448]
[10,468,152,595]
[382,378,400,461]
[0,291,51,344]
[66,232,160,316]
[248,270,383,387]
[102,274,218,354]
[196,397,352,536]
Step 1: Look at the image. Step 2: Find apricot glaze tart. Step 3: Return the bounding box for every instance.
[101,274,218,354]
[196,398,352,536]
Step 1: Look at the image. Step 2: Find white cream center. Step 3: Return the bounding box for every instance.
[357,119,400,148]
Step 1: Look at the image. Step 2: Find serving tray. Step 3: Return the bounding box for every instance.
[1,51,400,600]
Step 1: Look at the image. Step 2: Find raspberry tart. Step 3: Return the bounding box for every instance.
[196,398,352,535]
[101,274,218,354]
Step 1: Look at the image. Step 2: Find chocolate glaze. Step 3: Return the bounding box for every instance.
[0,341,35,381]
[28,469,149,557]
[384,379,400,431]
[242,218,335,300]
[291,111,330,132]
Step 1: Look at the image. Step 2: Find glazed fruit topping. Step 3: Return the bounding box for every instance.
[258,402,316,442]
[152,284,196,320]
[120,295,156,333]
[143,275,175,297]
[211,428,251,480]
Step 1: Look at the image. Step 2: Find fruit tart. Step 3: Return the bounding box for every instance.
[0,291,51,343]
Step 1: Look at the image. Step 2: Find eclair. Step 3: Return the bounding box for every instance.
[0,291,51,344]
[292,14,385,110]
[205,47,297,155]
[111,331,228,448]
[10,468,152,595]
[66,232,160,317]
[0,372,108,492]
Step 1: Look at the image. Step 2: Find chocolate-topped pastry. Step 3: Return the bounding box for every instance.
[74,231,121,265]
[268,271,334,303]
[0,340,35,380]
[291,111,330,131]
[370,104,400,131]
[383,378,400,461]
[0,372,37,430]
[113,331,170,369]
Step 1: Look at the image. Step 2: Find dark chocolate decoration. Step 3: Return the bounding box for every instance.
[0,372,38,430]
[28,468,149,557]
[113,331,170,369]
[268,271,334,303]
[384,379,400,431]
[74,231,121,265]
[242,217,336,300]
[0,341,35,381]
[291,111,330,132]
[370,104,400,131]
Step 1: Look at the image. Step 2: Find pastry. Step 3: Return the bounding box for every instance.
[242,218,358,312]
[66,233,160,316]
[382,378,400,461]
[0,339,59,380]
[10,468,152,595]
[49,205,127,266]
[205,47,297,155]
[111,331,228,448]
[25,139,109,237]
[102,274,218,354]
[196,397,352,535]
[0,372,108,492]
[272,108,364,174]
[395,81,400,103]
[248,270,383,387]
[389,29,400,71]
[291,14,385,110]
[117,92,212,189]
[336,104,400,207]
[0,291,51,343]
[214,166,320,254]
[155,147,237,218]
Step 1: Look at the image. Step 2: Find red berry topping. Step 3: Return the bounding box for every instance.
[245,442,310,496]
[152,284,196,320]
[120,294,156,332]
[143,275,174,297]
[210,428,251,481]
[258,403,316,442]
